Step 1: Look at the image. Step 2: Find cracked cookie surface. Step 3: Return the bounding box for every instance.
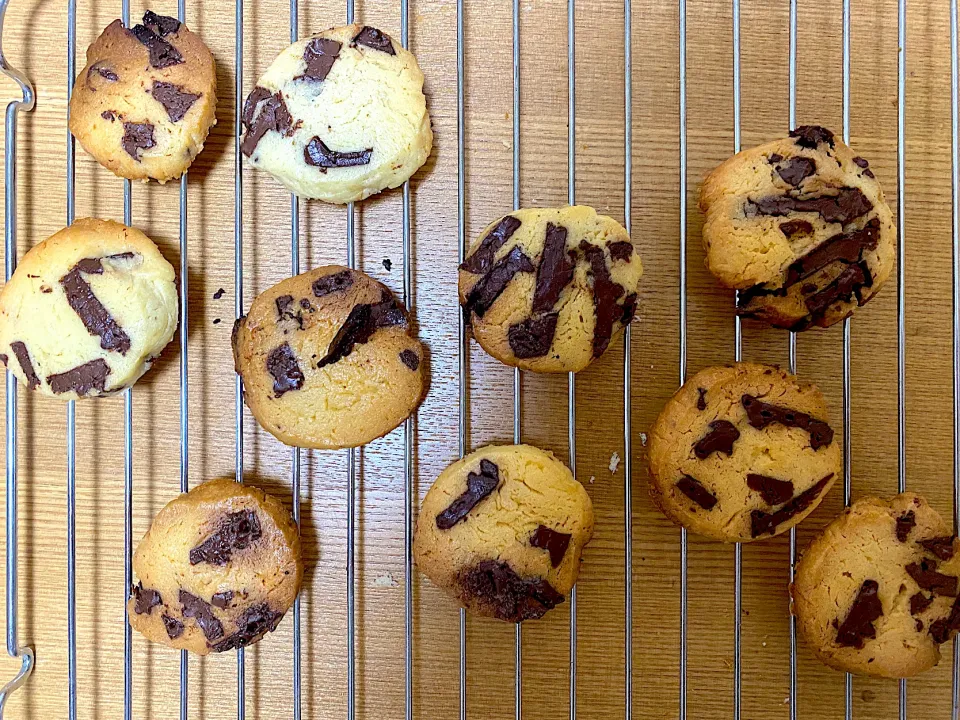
[648,362,840,542]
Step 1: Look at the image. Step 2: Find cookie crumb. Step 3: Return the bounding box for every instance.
[609,452,620,473]
[589,475,595,485]
[374,573,398,588]
[639,432,648,446]
[213,318,221,325]
[382,258,392,271]
[213,288,225,299]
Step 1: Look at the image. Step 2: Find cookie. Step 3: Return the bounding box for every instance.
[69,10,218,183]
[413,444,594,622]
[458,206,642,373]
[0,218,178,400]
[794,493,960,678]
[128,478,302,655]
[699,125,895,330]
[232,266,426,450]
[647,362,840,542]
[240,24,432,204]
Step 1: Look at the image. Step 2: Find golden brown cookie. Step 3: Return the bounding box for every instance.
[128,478,302,656]
[794,493,960,678]
[69,10,217,182]
[413,444,594,622]
[647,362,840,542]
[232,266,426,450]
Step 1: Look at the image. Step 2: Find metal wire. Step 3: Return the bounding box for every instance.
[677,1,688,718]
[512,0,523,715]
[952,0,960,716]
[567,3,578,719]
[623,1,633,717]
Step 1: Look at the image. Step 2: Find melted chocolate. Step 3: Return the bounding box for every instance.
[132,583,161,615]
[399,349,420,370]
[750,474,832,537]
[162,614,184,639]
[179,590,223,641]
[297,38,341,82]
[530,526,572,568]
[211,604,283,652]
[436,459,499,530]
[746,187,873,225]
[266,343,305,397]
[676,475,718,510]
[776,156,816,186]
[189,509,262,566]
[693,420,740,460]
[462,246,535,319]
[317,294,406,368]
[459,216,522,274]
[790,125,835,148]
[741,394,834,450]
[531,224,575,314]
[304,137,373,170]
[920,536,957,561]
[746,473,795,505]
[906,559,959,597]
[130,20,183,69]
[460,560,564,622]
[151,81,200,123]
[241,88,294,157]
[508,313,559,359]
[580,240,627,357]
[896,510,917,542]
[121,122,155,161]
[47,359,111,396]
[353,26,396,55]
[10,341,39,390]
[313,270,354,297]
[835,579,882,648]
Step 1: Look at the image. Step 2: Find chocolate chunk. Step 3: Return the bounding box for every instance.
[896,510,916,542]
[130,23,183,69]
[101,110,116,122]
[276,294,295,319]
[317,294,406,368]
[580,240,627,357]
[920,536,957,561]
[151,81,200,123]
[746,187,873,226]
[353,26,396,55]
[241,88,294,157]
[460,560,564,622]
[853,156,875,178]
[189,509,262,566]
[210,604,283,652]
[530,525,572,567]
[930,595,960,644]
[696,388,707,410]
[676,475,718,510]
[0,354,7,366]
[299,298,312,310]
[532,224,575,313]
[399,349,420,370]
[750,474,832,537]
[790,125,835,148]
[121,122,155,161]
[179,590,223,641]
[621,292,638,324]
[211,591,235,609]
[460,216,522,274]
[508,313,559,359]
[47,359,111,396]
[312,270,354,297]
[297,37,342,82]
[266,343,304,397]
[741,394,834,450]
[835,579,882,648]
[776,157,817,186]
[436,459,500,530]
[768,153,784,163]
[463,246,535,319]
[779,219,813,238]
[132,583,162,615]
[910,592,933,615]
[608,240,634,262]
[10,341,39,390]
[304,137,373,170]
[213,288,225,300]
[693,420,740,460]
[142,10,181,36]
[804,262,871,319]
[89,61,118,84]
[785,219,880,289]
[162,614,184,639]
[60,263,132,354]
[746,473,795,505]
[906,559,959,597]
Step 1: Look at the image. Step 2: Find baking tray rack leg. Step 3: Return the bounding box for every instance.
[678,2,689,718]
[623,2,633,719]
[952,0,960,715]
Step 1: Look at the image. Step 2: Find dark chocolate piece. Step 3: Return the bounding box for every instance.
[462,246,535,319]
[741,394,834,450]
[930,596,960,644]
[353,26,396,55]
[383,258,393,271]
[746,473,795,505]
[835,579,882,648]
[162,614,184,639]
[920,536,957,561]
[132,583,162,615]
[47,359,111,396]
[241,88,294,157]
[312,270,354,297]
[179,590,223,641]
[317,294,406,368]
[436,459,500,530]
[130,22,183,69]
[853,156,875,178]
[304,137,373,170]
[297,38,341,82]
[530,525,572,568]
[60,260,131,354]
[750,474,832,537]
[142,10,181,36]
[790,125,835,148]
[676,475,718,510]
[896,510,917,542]
[804,262,871,319]
[769,153,784,163]
[10,341,39,390]
[266,343,305,397]
[151,81,200,123]
[746,187,873,226]
[693,420,740,460]
[276,294,295,319]
[580,240,627,357]
[911,592,933,616]
[189,509,262,566]
[621,292,637,324]
[101,110,116,122]
[460,216,522,274]
[779,219,813,238]
[0,354,8,366]
[211,591,235,609]
[532,224,574,313]
[696,387,707,410]
[460,560,564,622]
[785,219,880,289]
[607,241,634,262]
[213,288,226,300]
[121,122,155,161]
[399,349,420,370]
[906,559,959,597]
[210,604,283,652]
[90,61,119,83]
[508,313,559,359]
[776,156,816,186]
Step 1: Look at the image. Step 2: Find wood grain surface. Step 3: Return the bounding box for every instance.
[0,0,956,717]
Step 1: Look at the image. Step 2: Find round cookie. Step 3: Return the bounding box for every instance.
[128,478,302,655]
[0,218,178,400]
[69,11,218,183]
[699,125,895,330]
[458,206,643,373]
[413,444,594,622]
[232,266,426,450]
[647,362,840,542]
[794,493,960,678]
[240,24,432,204]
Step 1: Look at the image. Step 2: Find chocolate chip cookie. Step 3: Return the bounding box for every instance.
[647,362,840,542]
[794,493,960,678]
[413,444,594,622]
[241,24,432,204]
[0,218,178,399]
[459,206,643,373]
[129,478,302,655]
[232,266,426,449]
[69,10,218,183]
[700,125,895,330]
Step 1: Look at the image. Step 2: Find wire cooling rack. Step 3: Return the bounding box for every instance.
[0,0,958,718]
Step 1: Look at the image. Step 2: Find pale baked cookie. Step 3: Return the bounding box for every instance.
[647,362,840,542]
[0,218,178,400]
[794,493,960,678]
[458,206,642,373]
[129,478,302,655]
[232,266,426,449]
[240,24,432,204]
[69,10,218,183]
[413,444,594,622]
[700,125,895,330]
